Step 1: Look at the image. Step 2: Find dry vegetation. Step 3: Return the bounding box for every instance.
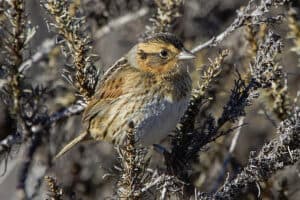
[0,0,300,199]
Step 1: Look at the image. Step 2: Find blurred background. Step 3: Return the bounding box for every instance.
[0,0,300,199]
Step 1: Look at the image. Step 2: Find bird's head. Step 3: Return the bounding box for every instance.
[127,33,195,74]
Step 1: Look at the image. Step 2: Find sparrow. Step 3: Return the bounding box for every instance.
[55,33,195,159]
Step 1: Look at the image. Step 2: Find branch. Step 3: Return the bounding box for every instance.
[145,0,183,35]
[44,176,63,200]
[95,7,149,39]
[168,29,283,188]
[117,122,147,199]
[0,101,85,155]
[42,0,98,99]
[191,0,285,53]
[198,107,300,200]
[18,38,56,73]
[17,129,47,199]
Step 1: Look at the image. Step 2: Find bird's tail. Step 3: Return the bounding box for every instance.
[54,131,89,160]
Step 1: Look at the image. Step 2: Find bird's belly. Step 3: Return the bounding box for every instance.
[135,97,189,145]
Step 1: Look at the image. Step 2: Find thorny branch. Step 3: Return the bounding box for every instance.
[0,0,33,176]
[168,29,285,191]
[0,101,85,155]
[117,122,148,199]
[42,0,98,99]
[44,176,63,200]
[0,0,29,128]
[198,107,300,200]
[0,0,300,199]
[169,50,230,174]
[145,0,183,35]
[191,0,287,53]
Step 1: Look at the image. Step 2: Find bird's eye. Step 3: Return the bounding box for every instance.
[159,49,168,58]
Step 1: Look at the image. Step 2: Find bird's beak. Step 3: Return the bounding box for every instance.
[177,49,196,60]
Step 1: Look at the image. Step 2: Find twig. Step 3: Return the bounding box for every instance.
[191,0,285,53]
[117,121,145,199]
[18,38,56,73]
[48,100,86,125]
[44,175,63,200]
[211,117,245,192]
[229,117,245,153]
[95,7,149,39]
[0,101,85,154]
[145,0,183,35]
[1,101,85,198]
[169,29,282,189]
[198,107,300,200]
[17,129,47,200]
[42,0,98,99]
[140,171,163,193]
[141,170,186,199]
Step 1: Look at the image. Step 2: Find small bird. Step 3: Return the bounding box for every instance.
[55,33,195,159]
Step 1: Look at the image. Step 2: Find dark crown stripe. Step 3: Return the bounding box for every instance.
[143,33,184,49]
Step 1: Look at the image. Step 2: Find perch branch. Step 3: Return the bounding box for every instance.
[191,0,285,53]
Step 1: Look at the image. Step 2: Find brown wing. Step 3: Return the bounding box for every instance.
[55,58,135,158]
[82,57,133,122]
